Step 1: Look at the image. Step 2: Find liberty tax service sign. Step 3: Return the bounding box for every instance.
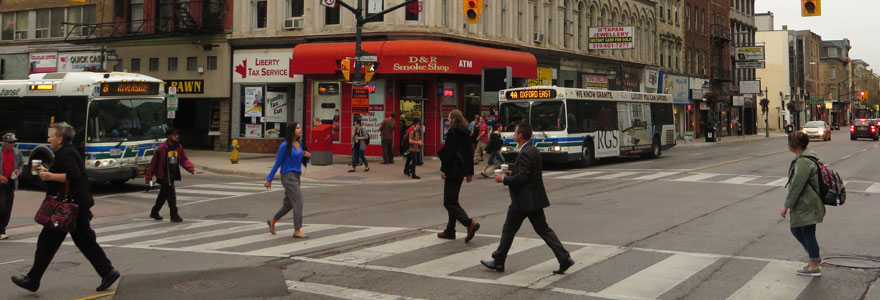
[588,27,635,50]
[233,49,295,83]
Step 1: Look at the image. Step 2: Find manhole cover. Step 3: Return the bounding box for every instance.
[204,213,248,219]
[18,262,80,272]
[172,279,237,293]
[823,256,880,269]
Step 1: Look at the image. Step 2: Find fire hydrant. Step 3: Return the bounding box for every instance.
[229,139,240,164]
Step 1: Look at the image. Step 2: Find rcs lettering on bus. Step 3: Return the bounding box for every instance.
[100,82,160,96]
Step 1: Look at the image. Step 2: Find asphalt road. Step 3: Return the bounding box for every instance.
[2,131,880,300]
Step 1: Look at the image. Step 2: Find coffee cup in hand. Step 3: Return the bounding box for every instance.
[31,160,42,175]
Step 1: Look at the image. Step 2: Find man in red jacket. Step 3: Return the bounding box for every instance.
[145,128,195,222]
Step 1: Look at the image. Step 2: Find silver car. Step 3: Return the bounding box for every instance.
[802,121,831,141]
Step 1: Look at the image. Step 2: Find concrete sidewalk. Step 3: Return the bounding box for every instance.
[676,130,791,147]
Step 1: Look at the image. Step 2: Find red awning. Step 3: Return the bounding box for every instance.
[291,40,537,78]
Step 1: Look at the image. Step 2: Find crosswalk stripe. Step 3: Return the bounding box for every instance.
[633,171,681,180]
[541,171,568,178]
[673,173,720,182]
[719,176,761,184]
[595,253,718,300]
[765,177,788,186]
[97,221,220,243]
[593,171,640,180]
[173,189,251,196]
[176,224,336,252]
[244,227,404,257]
[497,245,625,288]
[557,171,604,179]
[192,184,268,191]
[726,260,812,300]
[865,183,880,193]
[287,280,428,300]
[121,192,210,202]
[404,238,545,275]
[224,182,267,187]
[324,233,462,264]
[121,223,270,247]
[18,221,161,243]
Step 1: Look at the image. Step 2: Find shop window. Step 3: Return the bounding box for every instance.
[242,85,293,139]
[207,56,217,70]
[149,58,159,71]
[131,58,141,72]
[312,82,342,142]
[253,0,267,29]
[168,57,178,71]
[187,56,197,71]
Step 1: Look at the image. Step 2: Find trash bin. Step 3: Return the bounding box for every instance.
[705,127,716,142]
[308,124,333,166]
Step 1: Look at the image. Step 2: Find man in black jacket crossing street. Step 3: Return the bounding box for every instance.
[481,123,574,274]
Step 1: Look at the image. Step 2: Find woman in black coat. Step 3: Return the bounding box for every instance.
[11,122,119,293]
[437,110,480,242]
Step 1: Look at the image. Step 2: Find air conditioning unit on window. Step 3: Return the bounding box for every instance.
[80,26,93,37]
[283,17,305,30]
[534,33,544,43]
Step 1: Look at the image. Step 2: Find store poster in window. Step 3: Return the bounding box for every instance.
[245,124,262,138]
[244,87,264,117]
[264,91,287,138]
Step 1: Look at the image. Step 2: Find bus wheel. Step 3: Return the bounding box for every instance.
[651,137,662,158]
[580,145,595,168]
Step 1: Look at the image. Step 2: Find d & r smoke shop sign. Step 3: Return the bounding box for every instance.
[233,49,294,83]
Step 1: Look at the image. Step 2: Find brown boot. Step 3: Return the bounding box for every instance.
[267,218,277,235]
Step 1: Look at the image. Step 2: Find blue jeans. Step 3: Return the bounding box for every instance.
[352,147,368,168]
[488,151,505,165]
[790,224,820,262]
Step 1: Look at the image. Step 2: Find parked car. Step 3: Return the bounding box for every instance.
[802,121,831,141]
[850,118,879,141]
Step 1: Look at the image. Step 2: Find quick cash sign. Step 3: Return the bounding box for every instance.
[588,27,635,50]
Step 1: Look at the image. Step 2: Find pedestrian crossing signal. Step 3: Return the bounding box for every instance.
[801,0,820,17]
[463,0,482,24]
[860,90,868,101]
[336,59,352,81]
[363,62,379,83]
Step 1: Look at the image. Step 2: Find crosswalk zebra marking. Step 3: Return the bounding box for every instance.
[674,173,721,182]
[595,253,719,300]
[98,221,220,244]
[632,171,681,180]
[122,192,210,202]
[121,223,269,248]
[496,244,625,288]
[243,227,405,257]
[176,223,336,252]
[865,183,880,193]
[192,183,269,191]
[541,171,569,178]
[173,189,251,197]
[287,280,428,300]
[765,177,789,186]
[593,171,641,180]
[404,238,545,276]
[719,176,761,185]
[557,171,604,179]
[324,233,463,265]
[726,260,812,300]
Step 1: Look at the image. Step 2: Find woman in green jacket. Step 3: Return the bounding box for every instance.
[781,131,826,276]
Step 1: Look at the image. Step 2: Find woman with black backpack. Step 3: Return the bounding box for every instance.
[781,131,826,277]
[480,123,505,178]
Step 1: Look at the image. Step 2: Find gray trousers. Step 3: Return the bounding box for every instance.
[272,172,304,229]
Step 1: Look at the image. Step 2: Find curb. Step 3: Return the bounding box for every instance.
[676,134,788,147]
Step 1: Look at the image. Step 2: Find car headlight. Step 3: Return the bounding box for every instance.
[818,129,825,134]
[551,144,563,152]
[501,146,510,152]
[801,129,807,133]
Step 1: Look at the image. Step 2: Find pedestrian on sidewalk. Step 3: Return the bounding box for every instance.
[380,112,396,164]
[265,122,312,238]
[145,128,195,223]
[437,110,480,242]
[480,123,505,178]
[404,119,423,179]
[416,121,425,166]
[781,131,826,277]
[349,120,369,172]
[12,122,120,293]
[482,123,574,274]
[473,116,488,163]
[0,132,24,240]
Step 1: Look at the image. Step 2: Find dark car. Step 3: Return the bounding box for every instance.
[850,118,879,141]
[802,121,831,141]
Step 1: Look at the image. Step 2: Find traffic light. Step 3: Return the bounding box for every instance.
[463,0,482,24]
[362,62,379,83]
[801,0,821,17]
[860,90,868,101]
[336,58,352,81]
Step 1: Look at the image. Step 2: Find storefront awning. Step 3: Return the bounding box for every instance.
[291,40,537,78]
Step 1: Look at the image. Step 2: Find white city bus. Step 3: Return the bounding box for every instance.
[497,86,676,167]
[0,72,168,185]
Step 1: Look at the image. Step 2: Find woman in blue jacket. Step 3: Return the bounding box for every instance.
[265,122,311,238]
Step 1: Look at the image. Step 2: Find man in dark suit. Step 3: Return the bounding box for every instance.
[481,124,574,274]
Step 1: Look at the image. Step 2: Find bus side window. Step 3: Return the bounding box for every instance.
[0,99,20,136]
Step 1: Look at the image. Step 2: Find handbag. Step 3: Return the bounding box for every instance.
[34,181,79,232]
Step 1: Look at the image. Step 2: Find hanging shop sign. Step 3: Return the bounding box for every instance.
[588,27,635,50]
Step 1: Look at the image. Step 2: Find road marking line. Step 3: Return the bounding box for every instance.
[541,171,568,177]
[224,182,268,187]
[17,221,162,243]
[557,171,604,179]
[192,183,268,191]
[673,173,720,182]
[497,244,625,288]
[97,221,219,243]
[865,183,880,194]
[765,177,788,186]
[633,172,681,180]
[730,147,742,151]
[173,189,251,196]
[287,280,428,300]
[719,176,761,185]
[404,238,544,275]
[726,260,812,300]
[593,171,641,180]
[688,152,704,157]
[121,223,270,247]
[595,253,718,300]
[324,233,462,264]
[74,291,116,300]
[0,259,26,265]
[121,192,209,201]
[244,227,404,257]
[842,155,853,159]
[691,149,789,171]
[177,224,336,252]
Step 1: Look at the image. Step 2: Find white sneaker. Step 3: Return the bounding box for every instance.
[0,234,8,240]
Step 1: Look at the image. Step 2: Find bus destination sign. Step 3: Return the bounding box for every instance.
[505,89,557,100]
[100,82,160,96]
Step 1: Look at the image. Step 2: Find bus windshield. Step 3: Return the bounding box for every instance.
[499,102,529,132]
[531,101,566,131]
[87,98,167,143]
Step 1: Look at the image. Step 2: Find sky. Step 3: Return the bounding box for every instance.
[755,0,880,71]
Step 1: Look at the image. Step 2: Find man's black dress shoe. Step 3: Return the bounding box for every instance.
[96,268,120,291]
[11,275,39,292]
[553,257,575,274]
[149,213,163,221]
[480,259,505,272]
